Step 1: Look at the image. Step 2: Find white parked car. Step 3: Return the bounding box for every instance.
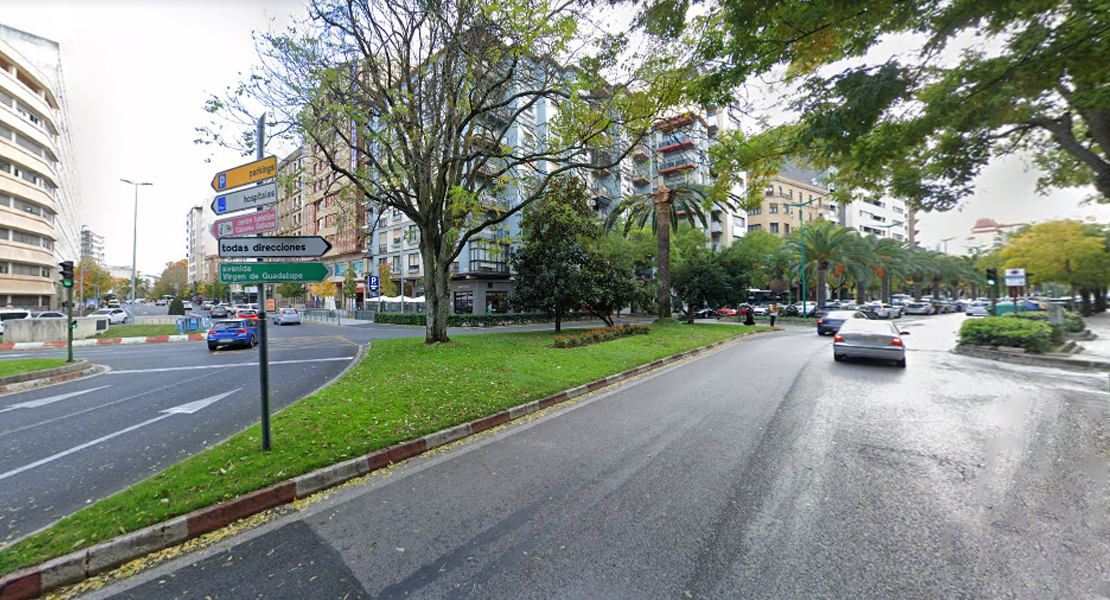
[965,301,990,317]
[91,308,128,324]
[833,318,909,368]
[0,309,31,335]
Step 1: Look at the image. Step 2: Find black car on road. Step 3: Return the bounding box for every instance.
[816,310,869,336]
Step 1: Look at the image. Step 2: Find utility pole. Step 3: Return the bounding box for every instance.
[256,113,273,451]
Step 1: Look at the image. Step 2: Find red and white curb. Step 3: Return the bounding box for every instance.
[0,331,765,600]
[0,335,205,352]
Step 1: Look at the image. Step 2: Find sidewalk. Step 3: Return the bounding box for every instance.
[1076,311,1110,360]
[0,334,205,352]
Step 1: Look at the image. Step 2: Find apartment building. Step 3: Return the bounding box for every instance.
[0,24,80,309]
[80,226,103,264]
[747,163,836,236]
[185,205,205,290]
[839,196,909,242]
[302,142,368,308]
[625,105,748,252]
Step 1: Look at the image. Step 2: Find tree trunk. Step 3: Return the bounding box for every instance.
[1097,286,1107,313]
[881,275,891,304]
[654,188,673,320]
[555,301,562,333]
[816,267,827,308]
[422,241,451,344]
[855,282,865,304]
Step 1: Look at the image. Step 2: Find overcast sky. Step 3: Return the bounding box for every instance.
[3,1,1107,276]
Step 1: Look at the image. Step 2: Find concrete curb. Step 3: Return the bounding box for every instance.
[0,360,89,387]
[0,329,765,600]
[953,345,1110,372]
[0,335,205,353]
[0,362,102,396]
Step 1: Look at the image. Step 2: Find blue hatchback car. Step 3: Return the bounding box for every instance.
[206,319,259,351]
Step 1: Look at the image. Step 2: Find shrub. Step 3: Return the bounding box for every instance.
[167,298,185,316]
[552,323,650,348]
[959,316,1055,354]
[1064,311,1086,333]
[372,311,598,327]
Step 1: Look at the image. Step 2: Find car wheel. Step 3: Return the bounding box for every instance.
[834,354,844,362]
[208,342,217,351]
[250,335,258,347]
[896,357,906,368]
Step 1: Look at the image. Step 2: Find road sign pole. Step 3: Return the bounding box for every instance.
[256,113,272,452]
[66,285,73,363]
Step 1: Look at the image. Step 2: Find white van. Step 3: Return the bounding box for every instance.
[0,309,32,335]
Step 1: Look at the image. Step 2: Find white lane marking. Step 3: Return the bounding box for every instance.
[160,389,239,414]
[105,357,351,374]
[0,386,112,413]
[0,389,241,482]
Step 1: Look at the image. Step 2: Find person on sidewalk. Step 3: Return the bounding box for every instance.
[743,304,756,326]
[769,303,779,328]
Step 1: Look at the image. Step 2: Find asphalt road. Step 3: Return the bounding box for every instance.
[0,318,360,545]
[69,313,1110,599]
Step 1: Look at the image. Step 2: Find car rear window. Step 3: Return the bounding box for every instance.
[212,321,245,330]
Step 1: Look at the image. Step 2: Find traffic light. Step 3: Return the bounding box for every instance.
[59,261,75,288]
[985,267,998,286]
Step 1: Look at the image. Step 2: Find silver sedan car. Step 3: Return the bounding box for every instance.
[272,307,302,326]
[833,318,909,368]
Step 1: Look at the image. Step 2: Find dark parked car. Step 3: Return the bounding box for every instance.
[692,307,719,319]
[206,319,259,351]
[816,310,869,336]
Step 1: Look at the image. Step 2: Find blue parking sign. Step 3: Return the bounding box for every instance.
[368,275,380,291]
[218,173,227,190]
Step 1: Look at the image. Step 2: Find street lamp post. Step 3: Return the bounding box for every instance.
[120,179,152,306]
[784,195,824,314]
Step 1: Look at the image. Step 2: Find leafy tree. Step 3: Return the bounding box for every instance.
[509,177,619,331]
[608,178,736,320]
[342,266,359,306]
[377,263,398,298]
[200,0,689,344]
[673,0,1110,210]
[152,260,188,299]
[998,220,1110,310]
[672,247,746,323]
[75,258,114,304]
[208,279,231,303]
[167,297,185,316]
[780,220,864,308]
[276,283,306,303]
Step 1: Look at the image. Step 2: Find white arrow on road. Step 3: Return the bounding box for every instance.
[0,389,241,483]
[0,386,111,414]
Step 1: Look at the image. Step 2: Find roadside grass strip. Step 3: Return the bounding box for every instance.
[0,322,757,576]
[90,325,180,339]
[0,357,68,377]
[0,359,69,379]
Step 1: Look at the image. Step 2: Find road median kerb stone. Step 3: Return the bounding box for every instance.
[0,360,88,387]
[0,328,767,600]
[953,344,1110,372]
[0,335,205,353]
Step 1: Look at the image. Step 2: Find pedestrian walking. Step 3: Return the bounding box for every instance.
[769,303,779,328]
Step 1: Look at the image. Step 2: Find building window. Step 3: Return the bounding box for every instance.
[747,224,762,232]
[407,253,420,271]
[769,204,778,214]
[784,223,790,234]
[769,223,779,233]
[453,291,474,314]
[334,261,346,276]
[748,208,762,215]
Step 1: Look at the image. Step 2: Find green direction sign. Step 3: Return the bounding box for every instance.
[219,262,330,284]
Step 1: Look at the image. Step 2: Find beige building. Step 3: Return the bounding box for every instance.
[747,164,836,236]
[0,25,80,309]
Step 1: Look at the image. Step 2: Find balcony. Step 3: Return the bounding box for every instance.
[632,147,649,162]
[655,113,695,132]
[710,222,722,234]
[632,173,650,186]
[658,139,696,153]
[469,260,509,274]
[658,162,695,175]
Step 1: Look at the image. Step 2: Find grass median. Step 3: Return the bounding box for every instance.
[0,321,758,575]
[91,324,182,338]
[0,358,69,379]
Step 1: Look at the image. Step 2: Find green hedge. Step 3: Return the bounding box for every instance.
[959,316,1055,353]
[373,311,598,327]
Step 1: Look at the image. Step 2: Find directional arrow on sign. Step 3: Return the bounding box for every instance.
[219,262,331,284]
[218,236,333,259]
[211,181,278,215]
[211,209,278,239]
[211,156,277,191]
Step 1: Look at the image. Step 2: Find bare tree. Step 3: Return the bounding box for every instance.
[198,0,688,343]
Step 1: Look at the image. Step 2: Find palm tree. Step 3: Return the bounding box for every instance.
[608,183,735,319]
[781,220,865,309]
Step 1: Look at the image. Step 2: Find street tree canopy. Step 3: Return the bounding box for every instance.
[653,0,1110,210]
[199,0,690,343]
